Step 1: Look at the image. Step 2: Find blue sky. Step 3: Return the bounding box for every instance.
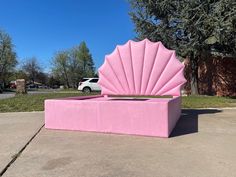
[0,0,135,72]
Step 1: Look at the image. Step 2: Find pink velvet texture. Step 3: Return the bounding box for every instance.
[45,96,181,137]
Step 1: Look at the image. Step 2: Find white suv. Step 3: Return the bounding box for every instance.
[78,78,101,93]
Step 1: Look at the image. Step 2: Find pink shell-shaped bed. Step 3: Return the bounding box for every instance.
[45,39,187,137]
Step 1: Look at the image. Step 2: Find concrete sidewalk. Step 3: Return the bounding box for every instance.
[0,112,44,176]
[0,109,236,177]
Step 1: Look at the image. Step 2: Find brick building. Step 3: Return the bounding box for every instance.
[184,57,236,96]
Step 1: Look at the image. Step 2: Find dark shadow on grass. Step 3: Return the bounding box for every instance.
[170,109,222,137]
[229,96,236,99]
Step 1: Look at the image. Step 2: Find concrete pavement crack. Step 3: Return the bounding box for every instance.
[0,124,44,177]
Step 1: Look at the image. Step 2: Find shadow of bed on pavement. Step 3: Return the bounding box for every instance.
[170,109,222,137]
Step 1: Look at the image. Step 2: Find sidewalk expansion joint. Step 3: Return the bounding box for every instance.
[0,124,44,177]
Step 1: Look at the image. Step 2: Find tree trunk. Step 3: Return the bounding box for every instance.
[190,53,199,95]
[65,75,70,88]
[62,65,70,88]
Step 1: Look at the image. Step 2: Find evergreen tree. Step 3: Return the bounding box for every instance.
[77,41,95,77]
[129,0,236,94]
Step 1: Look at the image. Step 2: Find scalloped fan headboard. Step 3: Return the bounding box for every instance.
[98,39,186,96]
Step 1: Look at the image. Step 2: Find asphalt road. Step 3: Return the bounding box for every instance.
[0,90,57,100]
[0,93,15,100]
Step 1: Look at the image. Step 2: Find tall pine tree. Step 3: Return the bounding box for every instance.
[77,41,95,78]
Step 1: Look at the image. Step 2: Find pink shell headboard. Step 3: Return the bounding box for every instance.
[98,39,186,96]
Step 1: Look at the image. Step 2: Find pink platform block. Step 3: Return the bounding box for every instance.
[45,95,181,137]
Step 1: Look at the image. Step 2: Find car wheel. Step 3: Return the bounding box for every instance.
[82,87,91,93]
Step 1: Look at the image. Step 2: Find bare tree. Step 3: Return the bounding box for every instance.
[52,51,70,88]
[22,57,41,84]
[0,30,17,87]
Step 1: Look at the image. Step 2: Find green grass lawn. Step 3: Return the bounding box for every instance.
[0,93,235,112]
[0,92,95,113]
[182,95,236,108]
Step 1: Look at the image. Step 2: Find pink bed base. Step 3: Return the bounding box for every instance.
[45,95,181,137]
[45,39,186,138]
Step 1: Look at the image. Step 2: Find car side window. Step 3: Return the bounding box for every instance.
[89,79,98,83]
[81,79,88,82]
